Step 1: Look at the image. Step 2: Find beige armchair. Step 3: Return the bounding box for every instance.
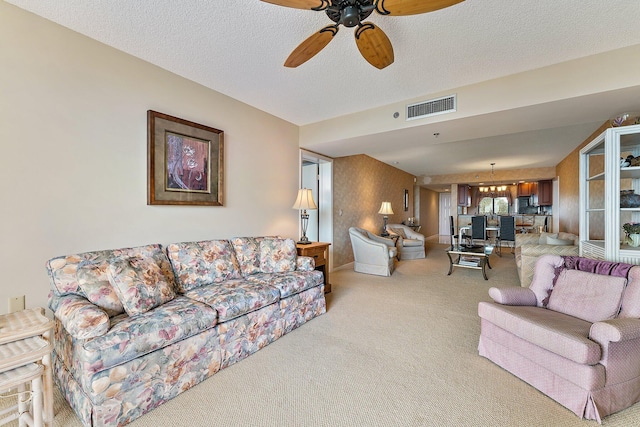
[349,227,397,276]
[385,224,426,260]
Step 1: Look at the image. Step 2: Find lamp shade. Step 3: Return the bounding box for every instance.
[378,202,394,215]
[292,188,317,210]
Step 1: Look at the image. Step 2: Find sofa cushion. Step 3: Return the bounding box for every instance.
[230,237,273,276]
[547,269,626,323]
[78,296,217,375]
[76,263,125,317]
[259,238,297,273]
[46,244,169,296]
[402,238,423,247]
[166,240,242,292]
[107,256,177,316]
[247,270,324,298]
[546,236,574,246]
[183,279,280,322]
[478,302,601,364]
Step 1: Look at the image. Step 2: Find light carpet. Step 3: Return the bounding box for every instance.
[3,243,640,426]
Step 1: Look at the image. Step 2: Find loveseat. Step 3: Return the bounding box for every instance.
[515,231,579,287]
[385,224,426,260]
[478,254,640,422]
[46,237,326,427]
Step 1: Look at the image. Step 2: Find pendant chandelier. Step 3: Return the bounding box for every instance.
[479,163,507,194]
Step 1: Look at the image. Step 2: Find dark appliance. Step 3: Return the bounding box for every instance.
[517,196,537,214]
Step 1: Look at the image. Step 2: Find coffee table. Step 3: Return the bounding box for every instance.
[446,245,494,280]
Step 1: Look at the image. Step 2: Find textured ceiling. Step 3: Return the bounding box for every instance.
[7,0,640,183]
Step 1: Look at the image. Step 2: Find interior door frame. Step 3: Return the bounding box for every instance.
[299,149,333,263]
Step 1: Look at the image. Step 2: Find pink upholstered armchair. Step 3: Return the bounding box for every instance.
[478,254,640,422]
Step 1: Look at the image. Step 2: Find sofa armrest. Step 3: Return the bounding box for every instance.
[488,287,537,306]
[296,255,315,271]
[54,294,110,340]
[590,318,640,344]
[520,244,579,257]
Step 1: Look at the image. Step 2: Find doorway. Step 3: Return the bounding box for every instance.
[439,192,453,244]
[300,150,333,246]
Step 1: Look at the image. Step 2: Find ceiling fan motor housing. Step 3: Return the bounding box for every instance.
[327,0,375,27]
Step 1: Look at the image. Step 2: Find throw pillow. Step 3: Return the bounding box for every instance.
[547,269,626,323]
[546,236,574,246]
[76,263,125,317]
[107,256,176,316]
[389,227,407,239]
[259,238,297,273]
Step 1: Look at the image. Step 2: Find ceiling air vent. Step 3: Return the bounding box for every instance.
[406,94,456,121]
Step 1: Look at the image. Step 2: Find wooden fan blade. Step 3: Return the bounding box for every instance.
[261,0,329,11]
[355,23,394,69]
[376,0,464,16]
[285,26,339,68]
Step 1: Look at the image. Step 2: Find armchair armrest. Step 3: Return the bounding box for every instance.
[488,287,537,306]
[54,294,110,339]
[515,234,542,247]
[590,318,640,344]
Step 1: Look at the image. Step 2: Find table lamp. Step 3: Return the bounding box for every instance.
[292,188,317,244]
[378,202,394,236]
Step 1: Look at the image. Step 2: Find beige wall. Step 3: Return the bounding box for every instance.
[0,4,300,313]
[333,155,415,267]
[556,121,612,235]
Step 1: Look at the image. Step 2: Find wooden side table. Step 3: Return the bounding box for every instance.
[296,242,331,293]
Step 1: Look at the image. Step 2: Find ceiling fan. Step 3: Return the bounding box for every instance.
[261,0,464,69]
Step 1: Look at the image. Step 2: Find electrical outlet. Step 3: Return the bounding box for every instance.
[8,295,25,313]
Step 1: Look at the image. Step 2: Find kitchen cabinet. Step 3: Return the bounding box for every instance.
[579,123,640,263]
[517,182,537,197]
[538,180,553,206]
[457,184,470,207]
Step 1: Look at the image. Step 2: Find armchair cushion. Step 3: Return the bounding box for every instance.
[388,227,407,239]
[547,269,626,323]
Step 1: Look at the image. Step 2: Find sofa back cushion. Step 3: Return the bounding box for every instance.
[107,255,177,316]
[547,269,626,323]
[46,244,171,317]
[230,236,278,276]
[259,238,297,273]
[166,240,242,292]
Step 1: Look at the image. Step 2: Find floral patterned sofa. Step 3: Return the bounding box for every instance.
[46,237,326,427]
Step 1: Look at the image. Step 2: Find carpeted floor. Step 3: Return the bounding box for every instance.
[3,242,640,426]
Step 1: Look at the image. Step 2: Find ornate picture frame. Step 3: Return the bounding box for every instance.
[147,110,224,206]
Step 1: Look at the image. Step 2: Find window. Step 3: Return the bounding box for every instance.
[478,196,509,215]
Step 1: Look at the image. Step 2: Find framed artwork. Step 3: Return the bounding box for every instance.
[147,110,224,206]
